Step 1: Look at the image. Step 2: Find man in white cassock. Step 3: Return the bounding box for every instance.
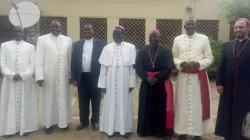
[35,20,72,134]
[98,25,136,138]
[0,26,38,137]
[172,17,214,140]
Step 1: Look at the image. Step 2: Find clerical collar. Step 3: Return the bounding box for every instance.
[115,41,123,46]
[150,44,159,48]
[236,38,249,42]
[85,38,93,42]
[14,40,23,44]
[50,33,60,38]
[186,32,196,38]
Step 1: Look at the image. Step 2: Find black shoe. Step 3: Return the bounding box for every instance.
[164,136,172,140]
[45,126,53,135]
[122,135,129,139]
[4,135,13,138]
[92,123,99,131]
[122,133,131,139]
[61,126,69,131]
[23,132,30,136]
[179,135,187,140]
[194,136,201,140]
[108,135,114,138]
[76,124,89,131]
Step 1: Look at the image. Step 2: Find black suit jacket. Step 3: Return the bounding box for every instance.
[71,38,106,87]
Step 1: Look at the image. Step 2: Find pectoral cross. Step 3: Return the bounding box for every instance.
[152,64,155,70]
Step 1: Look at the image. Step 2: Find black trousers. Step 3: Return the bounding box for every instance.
[77,72,101,125]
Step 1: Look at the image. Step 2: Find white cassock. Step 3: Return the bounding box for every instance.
[35,34,72,128]
[172,33,214,136]
[98,42,136,136]
[0,40,38,136]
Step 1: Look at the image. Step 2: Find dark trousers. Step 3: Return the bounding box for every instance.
[77,72,101,125]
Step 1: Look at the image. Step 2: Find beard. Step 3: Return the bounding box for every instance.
[235,32,247,39]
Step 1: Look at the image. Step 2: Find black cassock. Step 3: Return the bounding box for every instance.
[135,45,174,137]
[215,39,250,140]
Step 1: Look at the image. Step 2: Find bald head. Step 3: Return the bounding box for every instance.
[13,26,24,32]
[184,17,197,36]
[149,30,160,46]
[82,24,94,39]
[13,26,24,41]
[50,20,61,26]
[50,20,61,36]
[185,17,197,24]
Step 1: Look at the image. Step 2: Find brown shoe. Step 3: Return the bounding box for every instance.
[194,136,201,140]
[23,132,30,136]
[76,124,89,131]
[61,126,69,131]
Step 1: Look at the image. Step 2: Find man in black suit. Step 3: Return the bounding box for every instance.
[71,24,106,131]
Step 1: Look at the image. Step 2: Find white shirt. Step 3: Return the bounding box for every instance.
[82,38,93,72]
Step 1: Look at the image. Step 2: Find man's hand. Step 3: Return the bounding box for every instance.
[129,88,134,92]
[37,80,44,87]
[180,62,190,68]
[188,61,200,69]
[13,74,22,81]
[101,88,106,94]
[71,80,77,86]
[146,77,157,86]
[217,86,224,95]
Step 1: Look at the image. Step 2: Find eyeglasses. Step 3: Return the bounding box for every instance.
[234,26,247,30]
[185,26,196,28]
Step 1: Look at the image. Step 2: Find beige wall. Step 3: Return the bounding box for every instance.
[0,0,230,42]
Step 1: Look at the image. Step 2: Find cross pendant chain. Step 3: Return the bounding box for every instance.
[148,46,160,70]
[232,39,249,58]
